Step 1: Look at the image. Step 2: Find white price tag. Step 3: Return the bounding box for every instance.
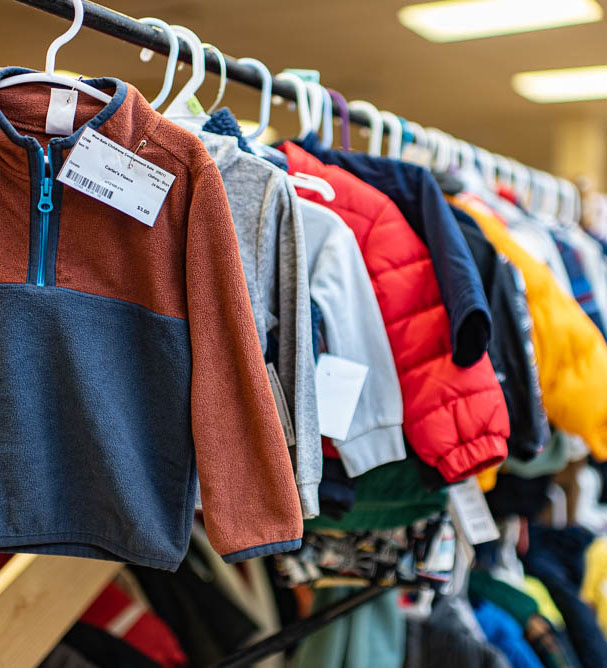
[57,126,175,226]
[266,363,296,447]
[449,477,499,545]
[315,354,368,441]
[46,88,78,136]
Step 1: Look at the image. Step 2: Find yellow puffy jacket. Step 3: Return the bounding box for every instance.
[454,194,607,460]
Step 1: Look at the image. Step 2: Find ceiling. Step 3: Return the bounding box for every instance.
[3,0,607,180]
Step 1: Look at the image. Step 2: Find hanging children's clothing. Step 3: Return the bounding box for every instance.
[0,70,303,569]
[198,130,321,518]
[280,140,509,483]
[299,198,405,477]
[454,192,607,459]
[294,132,493,367]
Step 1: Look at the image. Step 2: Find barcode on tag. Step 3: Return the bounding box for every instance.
[449,477,499,545]
[65,169,115,200]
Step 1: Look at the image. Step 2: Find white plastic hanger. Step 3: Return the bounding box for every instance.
[427,128,453,171]
[379,111,403,159]
[305,82,333,148]
[138,18,179,110]
[475,147,497,188]
[510,159,532,206]
[456,139,476,171]
[0,0,111,103]
[162,25,205,123]
[237,58,272,140]
[348,100,383,156]
[495,155,514,190]
[275,72,313,139]
[288,172,336,201]
[201,44,227,114]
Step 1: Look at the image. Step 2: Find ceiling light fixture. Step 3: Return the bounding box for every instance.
[397,0,603,42]
[512,65,607,103]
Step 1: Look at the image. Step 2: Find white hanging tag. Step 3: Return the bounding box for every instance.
[46,88,78,136]
[57,127,175,226]
[449,477,500,545]
[315,354,368,441]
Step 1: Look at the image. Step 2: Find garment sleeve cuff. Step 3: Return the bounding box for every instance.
[221,538,303,563]
[334,425,406,477]
[298,482,320,519]
[436,433,507,483]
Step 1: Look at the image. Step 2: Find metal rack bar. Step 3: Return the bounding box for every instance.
[13,0,378,129]
[212,585,387,668]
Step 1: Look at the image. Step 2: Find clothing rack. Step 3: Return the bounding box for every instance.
[12,0,580,223]
[4,1,578,665]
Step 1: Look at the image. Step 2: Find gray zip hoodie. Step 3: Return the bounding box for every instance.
[200,131,321,518]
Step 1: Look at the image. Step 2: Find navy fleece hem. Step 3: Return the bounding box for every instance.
[221,539,302,563]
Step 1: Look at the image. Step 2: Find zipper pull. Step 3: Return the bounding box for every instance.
[38,177,54,213]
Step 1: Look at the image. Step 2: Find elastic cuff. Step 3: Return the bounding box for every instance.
[221,538,302,563]
[436,434,507,483]
[450,302,491,368]
[335,425,406,477]
[298,481,320,519]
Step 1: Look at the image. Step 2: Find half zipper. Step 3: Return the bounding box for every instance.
[36,145,54,287]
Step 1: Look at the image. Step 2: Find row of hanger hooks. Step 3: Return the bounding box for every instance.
[2,0,582,225]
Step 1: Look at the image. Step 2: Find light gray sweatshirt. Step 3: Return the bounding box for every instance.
[300,199,406,476]
[200,132,321,518]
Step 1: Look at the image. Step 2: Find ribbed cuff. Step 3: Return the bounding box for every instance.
[334,425,406,477]
[298,481,320,519]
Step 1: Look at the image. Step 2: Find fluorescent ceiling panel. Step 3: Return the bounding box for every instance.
[398,0,603,42]
[512,65,607,103]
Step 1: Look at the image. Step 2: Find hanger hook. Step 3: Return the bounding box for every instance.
[379,111,403,159]
[305,83,333,148]
[319,86,334,149]
[427,128,452,171]
[406,121,428,148]
[495,155,514,189]
[45,0,84,74]
[475,147,497,187]
[327,89,350,150]
[456,140,475,170]
[237,58,272,139]
[139,18,179,110]
[275,72,313,139]
[348,100,383,156]
[305,82,324,133]
[201,43,227,114]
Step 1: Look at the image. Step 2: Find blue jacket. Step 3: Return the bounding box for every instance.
[297,133,491,367]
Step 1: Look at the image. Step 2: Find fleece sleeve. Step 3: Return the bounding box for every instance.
[186,162,303,562]
[308,213,405,476]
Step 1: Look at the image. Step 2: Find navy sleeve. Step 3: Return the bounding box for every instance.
[299,133,491,366]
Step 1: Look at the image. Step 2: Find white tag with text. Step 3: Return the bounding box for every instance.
[57,127,175,226]
[46,88,78,136]
[315,354,368,441]
[449,477,500,545]
[267,363,296,447]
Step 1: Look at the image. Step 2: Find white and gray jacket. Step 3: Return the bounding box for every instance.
[300,199,405,476]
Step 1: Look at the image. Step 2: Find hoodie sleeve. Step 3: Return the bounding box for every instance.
[306,208,406,477]
[261,176,322,518]
[186,161,303,562]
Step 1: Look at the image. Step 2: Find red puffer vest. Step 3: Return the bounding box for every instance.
[281,142,509,482]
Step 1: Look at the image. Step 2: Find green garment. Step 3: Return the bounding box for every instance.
[469,569,539,628]
[506,430,568,479]
[305,458,447,532]
[295,587,405,668]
